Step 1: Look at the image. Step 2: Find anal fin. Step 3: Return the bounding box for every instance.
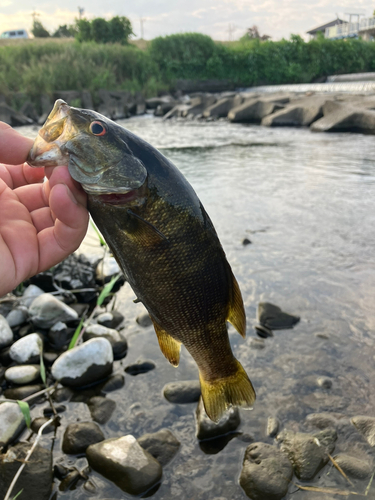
[227,272,246,338]
[151,317,181,367]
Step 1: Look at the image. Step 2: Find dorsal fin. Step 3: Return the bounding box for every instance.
[227,271,246,338]
[151,316,181,367]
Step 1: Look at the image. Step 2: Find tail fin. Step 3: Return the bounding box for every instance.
[199,360,256,423]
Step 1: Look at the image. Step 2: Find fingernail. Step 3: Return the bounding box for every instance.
[64,184,78,205]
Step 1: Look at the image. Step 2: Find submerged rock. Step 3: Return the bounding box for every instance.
[51,337,113,387]
[266,416,280,437]
[136,312,153,328]
[88,396,116,424]
[4,384,44,401]
[96,310,124,329]
[163,380,201,404]
[4,364,40,385]
[100,373,125,393]
[62,422,105,454]
[305,412,349,431]
[9,333,42,364]
[138,429,180,466]
[257,302,300,330]
[316,376,333,389]
[125,359,156,376]
[0,442,52,500]
[333,453,373,479]
[86,435,162,496]
[277,428,337,480]
[196,397,240,440]
[0,402,26,447]
[0,314,13,349]
[239,442,292,500]
[351,415,375,447]
[29,293,78,329]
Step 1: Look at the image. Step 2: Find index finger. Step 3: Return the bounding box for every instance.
[0,122,34,165]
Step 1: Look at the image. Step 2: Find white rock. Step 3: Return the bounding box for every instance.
[85,324,122,342]
[9,333,42,364]
[0,402,26,446]
[0,314,13,349]
[29,293,78,329]
[51,337,113,387]
[96,256,121,281]
[6,308,28,328]
[20,284,44,307]
[5,365,40,385]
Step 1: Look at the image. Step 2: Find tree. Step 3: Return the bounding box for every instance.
[108,16,134,44]
[53,24,76,38]
[75,19,92,42]
[32,19,50,38]
[241,25,271,42]
[74,16,134,44]
[91,17,110,44]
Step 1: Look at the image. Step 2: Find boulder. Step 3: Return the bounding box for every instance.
[138,429,180,466]
[196,397,240,440]
[228,98,283,123]
[163,104,190,120]
[0,443,53,500]
[146,96,174,109]
[51,337,113,387]
[181,94,217,117]
[86,435,162,496]
[261,98,325,127]
[203,95,243,118]
[163,380,201,404]
[311,100,375,134]
[0,103,33,126]
[97,90,132,120]
[62,422,105,454]
[0,402,26,447]
[28,293,78,329]
[0,314,13,349]
[240,442,292,500]
[9,333,42,364]
[154,101,178,116]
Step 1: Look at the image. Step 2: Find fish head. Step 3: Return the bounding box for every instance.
[27,99,147,196]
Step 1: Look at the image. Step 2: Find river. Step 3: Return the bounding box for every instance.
[18,116,375,499]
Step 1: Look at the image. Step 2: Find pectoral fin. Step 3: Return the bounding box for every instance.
[151,317,181,367]
[127,209,169,244]
[227,271,246,338]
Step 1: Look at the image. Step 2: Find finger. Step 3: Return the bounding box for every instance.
[45,166,87,207]
[36,183,89,271]
[0,162,45,189]
[30,206,55,233]
[12,183,48,213]
[0,124,34,165]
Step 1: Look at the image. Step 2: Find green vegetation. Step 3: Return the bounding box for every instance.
[1,32,375,106]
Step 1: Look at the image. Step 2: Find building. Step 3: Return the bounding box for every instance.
[306,19,346,39]
[307,16,375,41]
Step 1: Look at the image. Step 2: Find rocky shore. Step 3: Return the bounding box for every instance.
[3,86,375,135]
[0,249,374,499]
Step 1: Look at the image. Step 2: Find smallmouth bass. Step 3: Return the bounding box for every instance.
[28,100,256,422]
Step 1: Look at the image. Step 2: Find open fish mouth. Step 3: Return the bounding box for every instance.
[27,99,73,168]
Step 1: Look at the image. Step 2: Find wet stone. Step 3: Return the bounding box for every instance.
[31,417,57,434]
[240,442,293,500]
[257,302,300,330]
[305,412,349,430]
[0,442,53,500]
[43,404,66,417]
[96,310,124,329]
[62,421,105,454]
[351,415,375,446]
[9,333,42,364]
[4,384,44,401]
[266,416,280,437]
[0,402,26,447]
[196,397,241,440]
[0,314,13,349]
[317,376,333,389]
[163,380,201,404]
[29,293,78,329]
[86,435,162,496]
[100,373,125,393]
[84,324,127,359]
[125,359,156,376]
[4,364,40,385]
[333,453,373,479]
[242,238,252,245]
[277,428,337,480]
[254,324,273,338]
[88,396,116,424]
[6,307,28,328]
[138,429,180,466]
[136,312,153,328]
[48,321,73,350]
[52,386,74,403]
[59,470,81,491]
[51,337,113,387]
[249,337,265,350]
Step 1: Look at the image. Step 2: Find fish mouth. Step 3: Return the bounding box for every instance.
[27,99,72,168]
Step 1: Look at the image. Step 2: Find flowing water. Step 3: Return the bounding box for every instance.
[18,117,375,499]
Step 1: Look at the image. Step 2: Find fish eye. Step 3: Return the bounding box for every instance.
[90,121,106,136]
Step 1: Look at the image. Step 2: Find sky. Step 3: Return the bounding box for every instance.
[0,0,374,41]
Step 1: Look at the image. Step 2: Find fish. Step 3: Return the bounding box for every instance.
[27,99,256,422]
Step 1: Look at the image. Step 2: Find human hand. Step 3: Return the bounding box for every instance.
[0,122,89,297]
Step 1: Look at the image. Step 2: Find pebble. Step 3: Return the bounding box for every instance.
[4,364,40,385]
[249,338,266,350]
[138,429,180,466]
[136,312,153,328]
[242,238,252,245]
[257,302,300,330]
[317,376,333,389]
[0,442,52,500]
[163,380,201,404]
[9,333,42,364]
[4,384,44,401]
[28,293,78,329]
[100,373,125,393]
[86,435,162,496]
[277,428,337,480]
[266,416,280,437]
[97,310,124,329]
[125,359,156,376]
[351,415,375,447]
[19,284,44,307]
[333,453,373,479]
[88,396,116,424]
[84,324,127,358]
[62,422,105,454]
[96,255,121,282]
[239,442,293,500]
[51,337,113,387]
[31,417,57,434]
[254,324,273,338]
[0,314,13,349]
[48,322,72,350]
[6,307,28,328]
[0,402,26,447]
[195,397,241,440]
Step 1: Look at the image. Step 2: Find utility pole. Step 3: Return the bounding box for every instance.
[226,23,237,41]
[31,10,40,22]
[139,17,146,39]
[78,7,85,20]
